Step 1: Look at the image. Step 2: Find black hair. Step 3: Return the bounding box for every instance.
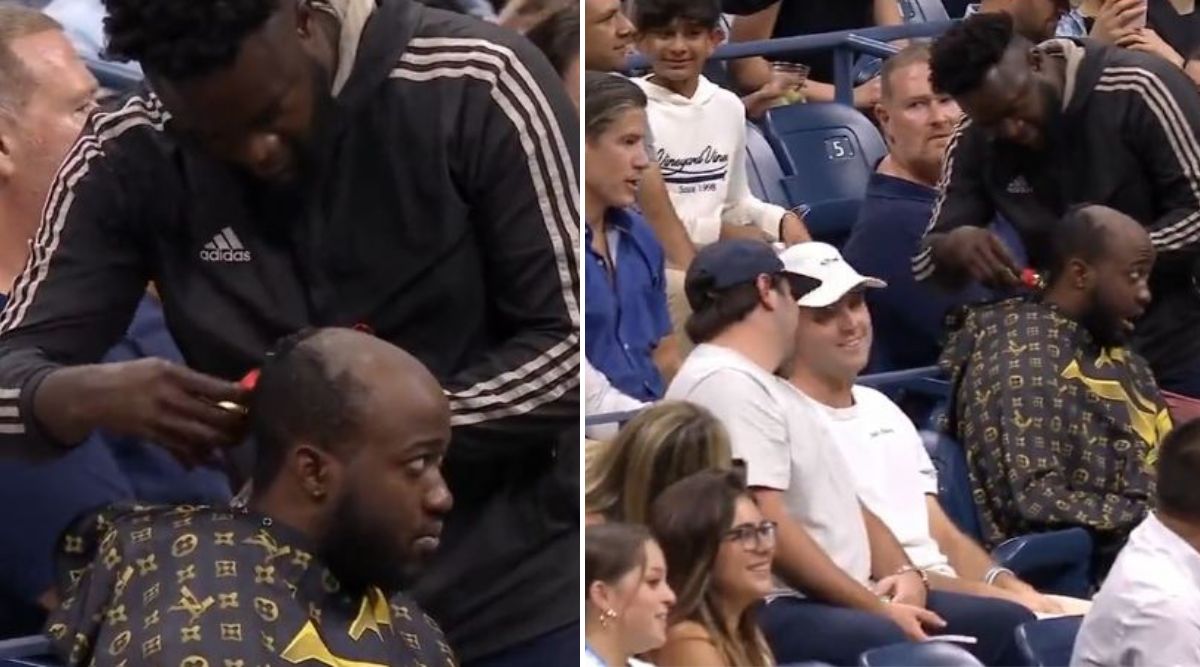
[930,12,1016,97]
[527,5,579,78]
[101,0,281,80]
[686,274,784,344]
[250,328,368,490]
[585,70,646,139]
[634,0,721,33]
[1157,418,1200,521]
[1046,204,1111,284]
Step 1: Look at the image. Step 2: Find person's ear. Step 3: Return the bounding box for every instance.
[711,27,725,49]
[874,103,892,140]
[757,274,777,310]
[295,1,337,64]
[0,118,18,184]
[291,443,339,502]
[588,580,617,614]
[1068,258,1091,290]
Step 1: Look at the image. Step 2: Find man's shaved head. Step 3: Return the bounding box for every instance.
[1047,205,1154,348]
[252,327,453,593]
[251,327,446,488]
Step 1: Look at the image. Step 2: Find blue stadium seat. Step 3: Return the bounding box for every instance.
[1014,616,1084,667]
[759,103,887,244]
[922,430,1093,597]
[921,429,984,539]
[899,0,952,23]
[859,640,984,666]
[745,122,789,207]
[0,635,56,666]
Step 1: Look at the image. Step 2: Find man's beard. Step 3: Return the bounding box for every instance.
[320,491,420,596]
[258,60,337,196]
[1080,290,1128,349]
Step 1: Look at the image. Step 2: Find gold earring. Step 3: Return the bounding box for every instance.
[599,608,617,628]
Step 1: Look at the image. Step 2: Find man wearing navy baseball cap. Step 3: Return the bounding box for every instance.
[681,238,819,352]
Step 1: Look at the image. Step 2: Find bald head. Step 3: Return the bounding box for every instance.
[1046,204,1153,347]
[251,328,454,589]
[1048,205,1149,279]
[250,327,449,489]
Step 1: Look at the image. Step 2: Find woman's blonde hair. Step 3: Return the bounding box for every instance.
[585,401,733,524]
[651,470,774,667]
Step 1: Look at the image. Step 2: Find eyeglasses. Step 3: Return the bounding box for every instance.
[722,521,778,551]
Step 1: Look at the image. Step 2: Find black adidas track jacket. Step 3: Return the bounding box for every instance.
[0,0,578,659]
[914,40,1200,385]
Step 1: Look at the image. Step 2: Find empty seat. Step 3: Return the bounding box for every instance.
[759,103,887,245]
[745,121,789,207]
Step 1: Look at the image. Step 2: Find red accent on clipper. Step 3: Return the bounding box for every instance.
[1021,268,1044,289]
[239,368,260,391]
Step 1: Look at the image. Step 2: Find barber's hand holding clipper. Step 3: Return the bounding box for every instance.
[34,359,253,467]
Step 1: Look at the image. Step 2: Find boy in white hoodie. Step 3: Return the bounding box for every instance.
[632,0,810,249]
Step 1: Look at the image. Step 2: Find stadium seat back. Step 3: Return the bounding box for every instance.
[899,0,951,23]
[1015,616,1084,667]
[745,122,789,207]
[859,640,984,666]
[761,103,886,244]
[921,430,984,541]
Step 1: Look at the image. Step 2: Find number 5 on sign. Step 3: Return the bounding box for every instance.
[824,137,855,160]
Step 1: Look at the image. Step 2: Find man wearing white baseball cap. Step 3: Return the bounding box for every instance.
[771,242,1043,665]
[780,241,888,309]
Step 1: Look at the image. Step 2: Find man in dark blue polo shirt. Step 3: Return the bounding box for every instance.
[843,45,1025,371]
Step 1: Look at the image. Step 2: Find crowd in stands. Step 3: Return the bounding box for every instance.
[585,0,1200,664]
[0,0,581,665]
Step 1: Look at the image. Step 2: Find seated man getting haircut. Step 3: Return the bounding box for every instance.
[45,328,455,666]
[940,205,1169,574]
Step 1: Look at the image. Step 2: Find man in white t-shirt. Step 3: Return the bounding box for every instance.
[1072,418,1200,666]
[776,242,1074,664]
[666,239,1024,665]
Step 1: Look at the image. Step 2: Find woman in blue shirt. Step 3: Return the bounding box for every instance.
[584,72,678,403]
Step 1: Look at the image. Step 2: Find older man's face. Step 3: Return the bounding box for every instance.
[2,29,98,238]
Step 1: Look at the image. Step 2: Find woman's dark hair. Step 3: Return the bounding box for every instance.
[527,5,579,77]
[102,0,283,80]
[585,71,647,139]
[686,274,784,344]
[930,12,1016,97]
[585,522,653,600]
[650,469,773,666]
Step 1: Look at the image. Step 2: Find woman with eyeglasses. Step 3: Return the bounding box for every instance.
[586,401,734,525]
[649,469,778,667]
[585,522,678,667]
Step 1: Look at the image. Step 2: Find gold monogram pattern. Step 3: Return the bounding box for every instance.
[46,505,457,667]
[943,300,1163,548]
